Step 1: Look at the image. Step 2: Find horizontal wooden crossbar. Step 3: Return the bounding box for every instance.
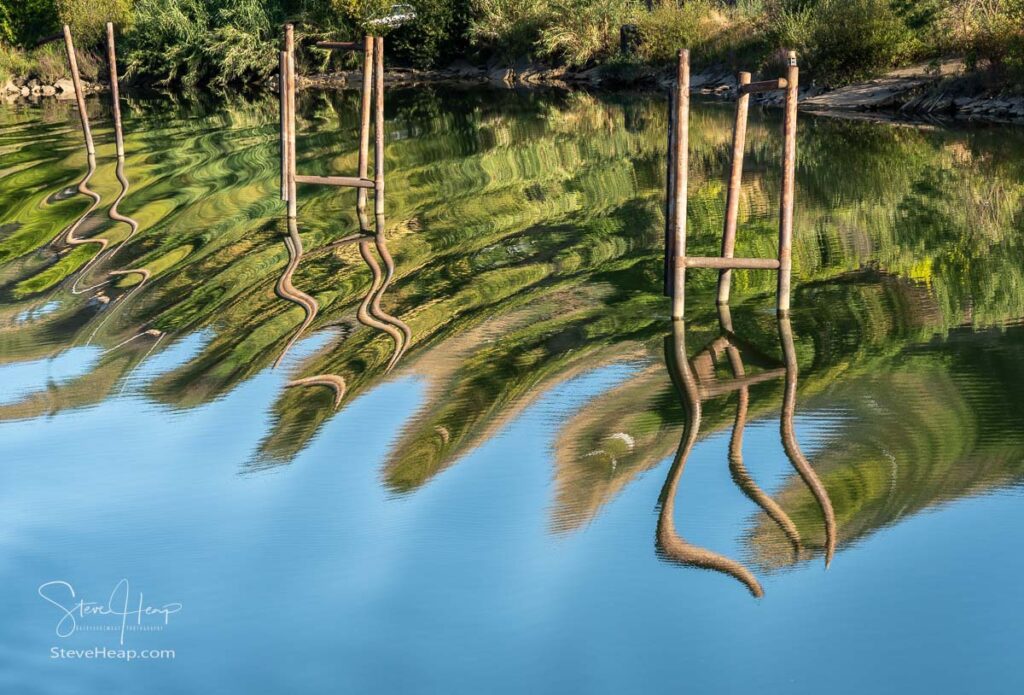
[294,174,375,188]
[316,40,364,51]
[35,32,65,46]
[739,78,788,95]
[679,256,781,270]
[698,368,787,398]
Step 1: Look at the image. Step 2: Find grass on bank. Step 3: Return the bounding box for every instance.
[1,0,1023,89]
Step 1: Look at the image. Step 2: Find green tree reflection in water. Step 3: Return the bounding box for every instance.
[1,87,1023,576]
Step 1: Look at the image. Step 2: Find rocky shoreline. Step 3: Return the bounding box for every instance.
[297,58,1024,124]
[6,58,1024,124]
[3,75,105,101]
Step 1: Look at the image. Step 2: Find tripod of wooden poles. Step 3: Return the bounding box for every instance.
[664,49,800,319]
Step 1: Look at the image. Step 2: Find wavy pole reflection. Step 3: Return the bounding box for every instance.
[102,22,141,261]
[274,32,410,405]
[656,310,836,596]
[72,24,147,303]
[718,305,801,562]
[778,314,837,566]
[356,223,411,373]
[658,319,765,598]
[60,23,152,348]
[369,218,412,371]
[273,218,319,369]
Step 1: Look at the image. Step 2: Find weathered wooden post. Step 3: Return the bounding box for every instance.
[662,75,676,297]
[667,51,798,316]
[285,24,297,220]
[717,71,751,305]
[280,49,288,201]
[62,25,94,157]
[373,36,385,233]
[357,35,374,219]
[105,23,124,159]
[669,49,689,321]
[777,51,799,314]
[280,29,380,211]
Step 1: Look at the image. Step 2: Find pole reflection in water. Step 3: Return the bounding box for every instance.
[102,22,141,261]
[657,310,837,596]
[273,217,320,368]
[718,306,802,564]
[275,48,412,407]
[778,313,837,566]
[70,24,153,345]
[658,317,764,597]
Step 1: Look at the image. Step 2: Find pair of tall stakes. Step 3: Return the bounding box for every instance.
[665,49,800,319]
[279,25,385,230]
[58,23,125,167]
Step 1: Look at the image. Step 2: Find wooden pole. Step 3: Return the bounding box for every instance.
[105,23,124,159]
[62,25,94,156]
[663,82,677,297]
[280,50,287,201]
[670,49,689,321]
[717,71,751,305]
[285,24,297,219]
[357,35,374,218]
[373,36,385,230]
[777,51,798,314]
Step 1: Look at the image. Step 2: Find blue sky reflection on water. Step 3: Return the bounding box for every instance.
[1,340,1022,694]
[3,85,1024,693]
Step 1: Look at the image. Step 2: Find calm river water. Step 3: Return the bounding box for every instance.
[1,86,1023,693]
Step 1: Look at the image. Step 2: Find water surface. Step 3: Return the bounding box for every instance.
[1,86,1023,694]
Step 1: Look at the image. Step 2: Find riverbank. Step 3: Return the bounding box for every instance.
[6,57,1024,125]
[295,57,1024,124]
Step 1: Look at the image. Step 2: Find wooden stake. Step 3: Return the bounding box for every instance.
[777,51,798,314]
[62,25,94,156]
[105,23,124,158]
[670,49,689,321]
[373,36,385,224]
[285,24,297,219]
[663,84,677,297]
[717,71,751,305]
[280,50,287,201]
[357,36,374,217]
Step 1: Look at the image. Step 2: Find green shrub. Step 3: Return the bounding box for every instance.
[123,0,281,88]
[36,41,103,81]
[537,0,636,67]
[468,0,549,59]
[0,40,100,83]
[3,0,59,47]
[1,4,16,45]
[939,0,1024,75]
[634,0,730,65]
[0,44,33,82]
[766,0,914,84]
[390,0,472,67]
[56,0,133,45]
